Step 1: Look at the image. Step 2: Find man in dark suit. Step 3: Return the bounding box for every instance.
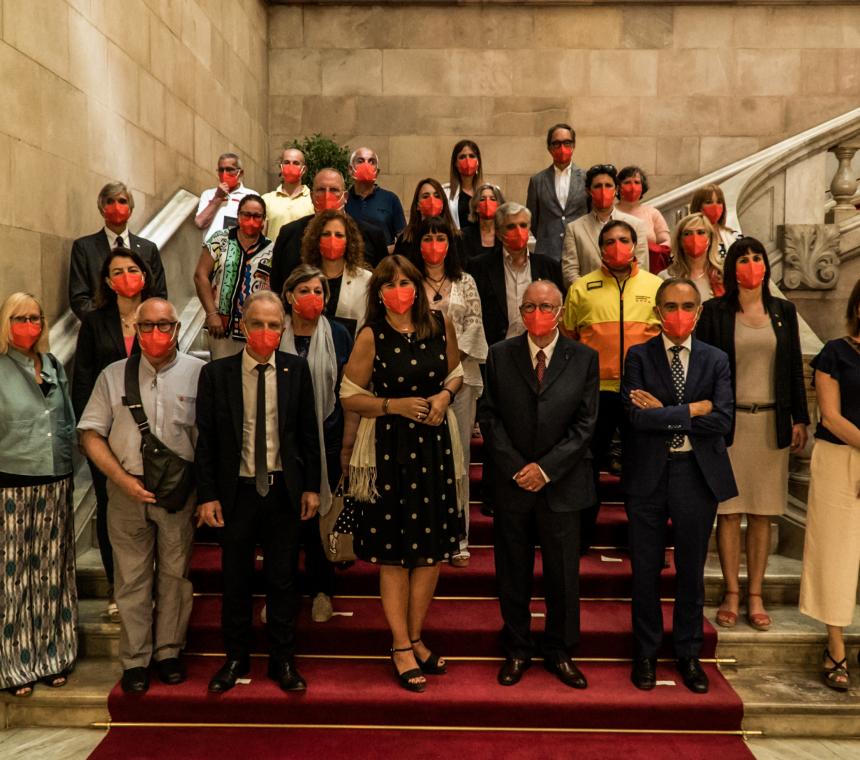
[622,277,737,694]
[269,168,388,295]
[479,280,599,689]
[69,182,167,319]
[525,123,588,262]
[195,290,321,693]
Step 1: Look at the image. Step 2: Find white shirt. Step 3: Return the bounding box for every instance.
[103,226,129,249]
[239,348,282,477]
[197,183,258,242]
[527,329,560,370]
[554,164,571,209]
[662,332,693,452]
[503,249,531,339]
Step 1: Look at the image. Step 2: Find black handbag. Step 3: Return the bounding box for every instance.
[122,354,195,513]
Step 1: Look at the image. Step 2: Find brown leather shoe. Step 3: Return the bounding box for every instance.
[498,657,530,686]
[544,656,587,689]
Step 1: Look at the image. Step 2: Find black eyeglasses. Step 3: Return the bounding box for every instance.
[591,164,616,174]
[520,304,559,315]
[218,167,240,175]
[549,140,574,149]
[137,321,178,333]
[10,315,43,325]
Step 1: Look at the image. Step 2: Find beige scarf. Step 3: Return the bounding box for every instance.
[339,364,465,504]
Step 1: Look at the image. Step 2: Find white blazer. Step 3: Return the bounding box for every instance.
[335,267,372,336]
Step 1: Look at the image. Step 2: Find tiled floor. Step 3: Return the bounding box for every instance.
[0,729,859,760]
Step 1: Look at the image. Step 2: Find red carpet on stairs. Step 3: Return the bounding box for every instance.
[89,464,753,759]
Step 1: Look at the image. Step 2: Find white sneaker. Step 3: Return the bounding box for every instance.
[311,593,333,623]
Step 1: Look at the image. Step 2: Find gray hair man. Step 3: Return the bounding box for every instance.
[345,146,406,252]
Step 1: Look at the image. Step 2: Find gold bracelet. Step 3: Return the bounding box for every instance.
[382,398,390,414]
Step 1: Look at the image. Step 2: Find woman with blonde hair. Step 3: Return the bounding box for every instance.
[300,209,372,337]
[661,212,725,302]
[0,293,78,697]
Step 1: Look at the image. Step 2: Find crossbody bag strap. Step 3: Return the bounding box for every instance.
[122,353,151,437]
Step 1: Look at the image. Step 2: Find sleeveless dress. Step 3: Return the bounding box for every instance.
[354,315,462,568]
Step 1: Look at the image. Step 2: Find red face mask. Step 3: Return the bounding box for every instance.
[590,188,615,210]
[9,322,41,351]
[523,310,558,338]
[292,293,325,321]
[550,144,572,165]
[420,239,448,266]
[418,196,443,218]
[701,203,724,226]
[238,216,264,237]
[382,285,416,315]
[103,200,131,226]
[503,227,529,252]
[110,272,145,298]
[457,157,478,177]
[313,191,342,212]
[281,164,302,184]
[353,162,377,182]
[736,259,767,290]
[218,170,240,190]
[138,329,175,359]
[659,309,699,342]
[602,241,634,270]
[245,328,281,357]
[682,234,710,259]
[619,183,642,203]
[320,235,347,260]
[477,198,498,220]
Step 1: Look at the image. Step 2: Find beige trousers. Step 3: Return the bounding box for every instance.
[107,481,195,669]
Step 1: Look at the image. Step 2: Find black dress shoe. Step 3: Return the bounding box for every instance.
[120,667,149,694]
[155,657,186,685]
[268,659,307,692]
[676,657,709,694]
[544,656,587,689]
[480,503,494,518]
[631,657,657,691]
[497,657,530,686]
[208,658,250,693]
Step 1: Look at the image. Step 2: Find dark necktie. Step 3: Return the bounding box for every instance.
[255,364,269,496]
[669,346,685,449]
[535,349,546,388]
[115,235,125,248]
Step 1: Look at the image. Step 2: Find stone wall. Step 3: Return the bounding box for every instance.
[0,0,269,322]
[268,3,860,209]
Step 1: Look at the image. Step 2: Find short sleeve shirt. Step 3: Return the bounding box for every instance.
[811,337,860,445]
[197,184,258,241]
[345,186,406,245]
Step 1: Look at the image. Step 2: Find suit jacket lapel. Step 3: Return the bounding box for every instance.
[105,307,125,356]
[539,338,569,395]
[648,337,676,402]
[489,256,508,325]
[226,354,244,449]
[512,334,538,395]
[543,166,563,216]
[276,352,290,436]
[685,340,705,403]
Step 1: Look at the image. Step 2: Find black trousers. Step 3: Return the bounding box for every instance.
[299,450,340,597]
[581,390,625,552]
[88,459,114,587]
[221,480,301,663]
[627,454,717,659]
[494,495,581,659]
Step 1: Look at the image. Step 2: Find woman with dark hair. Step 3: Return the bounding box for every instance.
[394,178,460,259]
[444,140,483,233]
[300,209,371,337]
[341,255,464,692]
[799,278,860,691]
[697,237,809,632]
[72,248,152,621]
[279,264,355,622]
[411,218,488,566]
[0,293,77,697]
[661,212,724,302]
[690,183,742,260]
[615,165,671,273]
[193,193,273,359]
[461,183,505,261]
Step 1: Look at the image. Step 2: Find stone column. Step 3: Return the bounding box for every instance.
[828,143,860,224]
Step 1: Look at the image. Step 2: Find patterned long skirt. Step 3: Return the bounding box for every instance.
[0,477,78,688]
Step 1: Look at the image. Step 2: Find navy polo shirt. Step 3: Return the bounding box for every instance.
[345,185,406,245]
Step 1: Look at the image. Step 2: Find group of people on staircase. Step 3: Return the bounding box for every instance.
[1,123,858,702]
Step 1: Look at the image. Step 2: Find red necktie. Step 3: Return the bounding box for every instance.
[536,349,546,388]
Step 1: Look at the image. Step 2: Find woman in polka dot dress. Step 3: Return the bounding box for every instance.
[342,256,463,692]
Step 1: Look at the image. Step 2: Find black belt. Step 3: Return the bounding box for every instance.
[238,472,282,486]
[667,450,693,460]
[735,403,776,413]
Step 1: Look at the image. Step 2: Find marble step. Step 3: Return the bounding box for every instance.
[723,663,860,738]
[0,659,117,729]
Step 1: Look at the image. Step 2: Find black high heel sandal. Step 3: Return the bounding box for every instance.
[411,638,447,675]
[391,646,426,693]
[822,647,849,692]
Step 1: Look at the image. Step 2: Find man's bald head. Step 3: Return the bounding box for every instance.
[313,169,345,193]
[136,297,178,323]
[523,280,563,309]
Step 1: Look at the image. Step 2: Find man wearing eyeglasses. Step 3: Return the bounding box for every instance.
[479,280,599,690]
[195,153,258,242]
[269,168,389,296]
[261,148,314,242]
[79,298,205,695]
[525,124,588,262]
